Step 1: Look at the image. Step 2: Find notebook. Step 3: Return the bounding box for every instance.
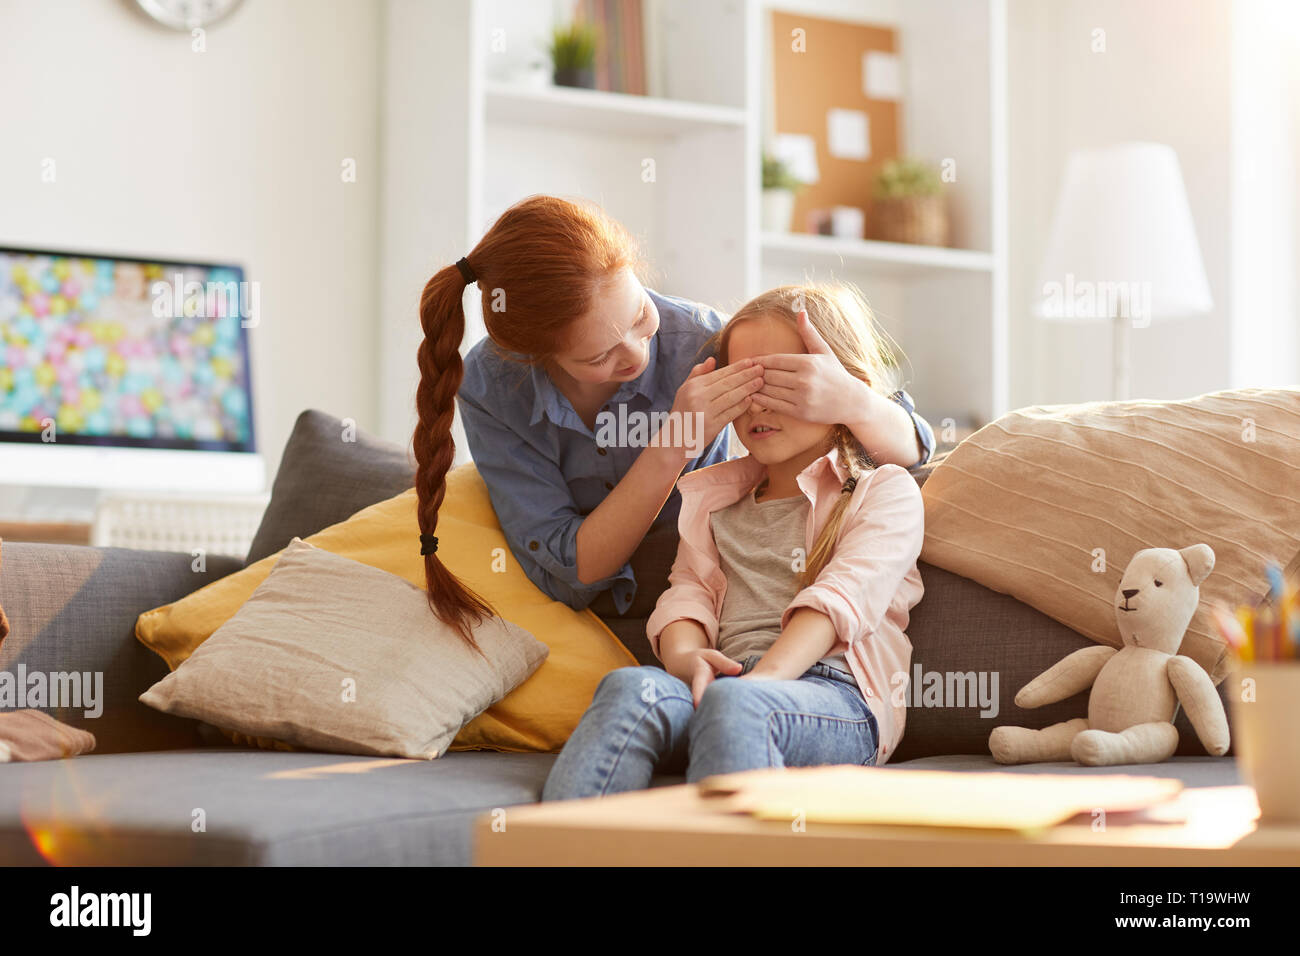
[698,765,1185,834]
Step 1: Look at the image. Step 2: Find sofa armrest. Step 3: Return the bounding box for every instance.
[0,542,243,754]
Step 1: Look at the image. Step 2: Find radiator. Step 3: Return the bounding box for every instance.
[91,492,270,558]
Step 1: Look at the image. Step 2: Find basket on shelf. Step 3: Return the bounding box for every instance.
[869,195,949,246]
[869,158,949,247]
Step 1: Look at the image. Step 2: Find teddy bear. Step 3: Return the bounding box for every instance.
[989,544,1230,766]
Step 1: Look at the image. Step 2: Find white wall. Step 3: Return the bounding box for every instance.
[1008,0,1234,405]
[378,0,477,457]
[1230,0,1300,388]
[0,0,382,486]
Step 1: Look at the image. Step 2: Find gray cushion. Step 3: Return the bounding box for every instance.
[893,562,1234,762]
[0,544,243,754]
[0,748,558,865]
[244,410,416,564]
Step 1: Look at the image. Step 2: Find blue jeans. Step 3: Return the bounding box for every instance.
[541,655,880,801]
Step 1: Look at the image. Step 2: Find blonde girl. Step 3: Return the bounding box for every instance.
[543,284,926,796]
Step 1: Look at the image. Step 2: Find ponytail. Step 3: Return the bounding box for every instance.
[414,260,493,651]
[800,426,873,588]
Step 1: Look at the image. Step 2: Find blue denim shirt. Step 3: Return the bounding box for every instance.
[457,288,934,614]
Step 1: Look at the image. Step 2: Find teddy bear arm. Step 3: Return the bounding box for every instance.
[1166,656,1230,757]
[1016,644,1118,708]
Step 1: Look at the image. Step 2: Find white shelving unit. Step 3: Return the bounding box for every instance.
[484,82,749,136]
[761,232,996,278]
[378,0,1007,454]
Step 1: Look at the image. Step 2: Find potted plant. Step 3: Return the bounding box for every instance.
[762,155,805,233]
[869,158,949,246]
[549,21,598,89]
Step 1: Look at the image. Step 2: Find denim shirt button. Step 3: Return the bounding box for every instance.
[528,540,539,551]
[596,447,607,456]
[604,481,614,490]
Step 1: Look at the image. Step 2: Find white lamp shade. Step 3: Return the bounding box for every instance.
[1034,143,1213,322]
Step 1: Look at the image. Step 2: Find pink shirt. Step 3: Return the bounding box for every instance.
[645,449,925,764]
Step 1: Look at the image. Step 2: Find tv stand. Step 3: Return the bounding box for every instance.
[0,485,101,525]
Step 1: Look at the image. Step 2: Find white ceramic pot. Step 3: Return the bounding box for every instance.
[761,188,796,233]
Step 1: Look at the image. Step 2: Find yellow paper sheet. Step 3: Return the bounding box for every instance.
[699,766,1185,833]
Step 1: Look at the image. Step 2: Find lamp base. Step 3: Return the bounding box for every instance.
[1112,311,1130,401]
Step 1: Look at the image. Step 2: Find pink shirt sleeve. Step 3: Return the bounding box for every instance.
[645,539,721,660]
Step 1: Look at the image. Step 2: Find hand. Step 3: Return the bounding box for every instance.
[669,356,765,455]
[685,648,743,707]
[751,310,870,427]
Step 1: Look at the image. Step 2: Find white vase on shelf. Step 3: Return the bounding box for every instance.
[761,188,796,233]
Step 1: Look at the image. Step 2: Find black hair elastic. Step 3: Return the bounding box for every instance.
[842,475,858,495]
[455,257,477,284]
[420,534,439,556]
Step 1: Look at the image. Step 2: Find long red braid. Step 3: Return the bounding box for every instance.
[413,195,642,646]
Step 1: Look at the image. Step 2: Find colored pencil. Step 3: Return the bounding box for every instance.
[1210,560,1300,664]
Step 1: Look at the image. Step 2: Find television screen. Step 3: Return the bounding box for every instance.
[0,247,255,453]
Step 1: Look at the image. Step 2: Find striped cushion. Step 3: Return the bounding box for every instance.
[920,387,1300,683]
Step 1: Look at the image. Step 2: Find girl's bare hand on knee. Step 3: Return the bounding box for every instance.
[689,649,742,707]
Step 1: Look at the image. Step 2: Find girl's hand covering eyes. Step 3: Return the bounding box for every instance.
[751,310,869,426]
[668,355,765,456]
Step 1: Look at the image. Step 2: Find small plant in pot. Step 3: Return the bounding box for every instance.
[549,21,598,89]
[762,155,806,233]
[869,157,949,246]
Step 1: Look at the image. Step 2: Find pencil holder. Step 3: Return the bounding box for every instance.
[1227,661,1300,823]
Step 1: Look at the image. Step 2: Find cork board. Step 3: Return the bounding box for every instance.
[770,10,900,234]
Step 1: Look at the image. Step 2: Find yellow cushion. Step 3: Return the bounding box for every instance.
[135,464,636,752]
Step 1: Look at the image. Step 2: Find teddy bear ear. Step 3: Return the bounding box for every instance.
[1179,544,1215,587]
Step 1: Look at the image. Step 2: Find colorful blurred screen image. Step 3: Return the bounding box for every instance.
[0,248,255,452]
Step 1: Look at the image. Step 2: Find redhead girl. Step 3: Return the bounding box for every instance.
[542,284,925,797]
[412,195,932,653]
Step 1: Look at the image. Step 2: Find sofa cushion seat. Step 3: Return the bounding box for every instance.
[0,748,564,866]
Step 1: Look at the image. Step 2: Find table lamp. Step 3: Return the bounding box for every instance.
[1033,142,1213,399]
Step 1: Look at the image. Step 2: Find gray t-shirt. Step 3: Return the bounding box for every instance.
[709,489,851,673]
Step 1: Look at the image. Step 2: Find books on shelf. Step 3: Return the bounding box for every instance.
[578,0,647,96]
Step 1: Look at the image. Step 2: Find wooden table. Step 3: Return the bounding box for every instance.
[475,780,1300,866]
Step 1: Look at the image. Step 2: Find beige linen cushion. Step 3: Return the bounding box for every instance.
[920,387,1300,684]
[140,537,549,759]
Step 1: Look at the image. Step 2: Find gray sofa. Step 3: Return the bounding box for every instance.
[0,410,1238,865]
